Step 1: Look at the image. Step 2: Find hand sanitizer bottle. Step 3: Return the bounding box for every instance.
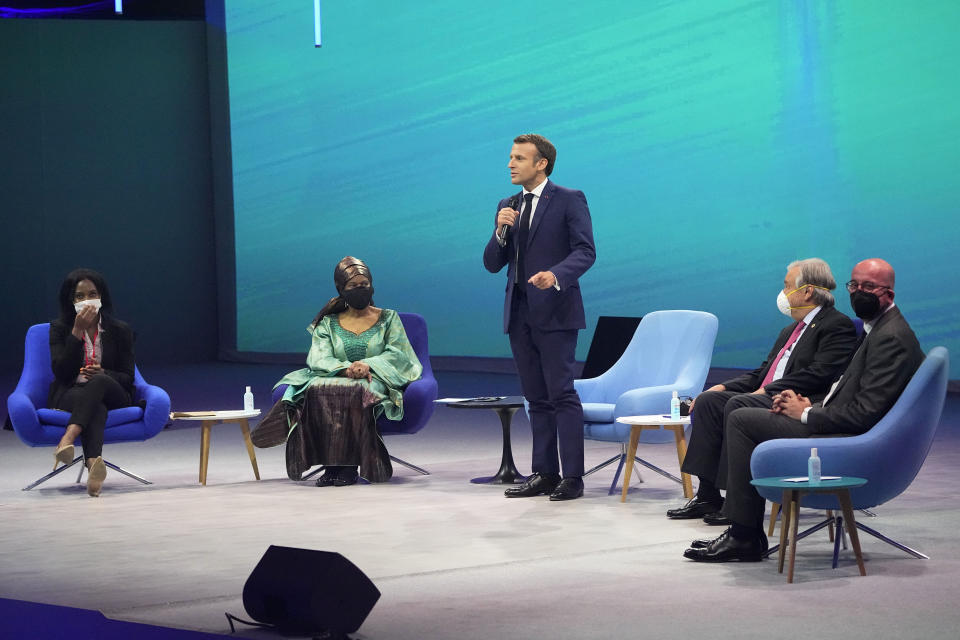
[670,390,681,421]
[243,386,255,411]
[808,447,821,484]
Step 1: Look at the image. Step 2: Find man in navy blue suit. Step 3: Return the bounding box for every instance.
[483,134,596,501]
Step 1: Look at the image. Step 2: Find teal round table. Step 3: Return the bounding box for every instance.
[750,476,867,583]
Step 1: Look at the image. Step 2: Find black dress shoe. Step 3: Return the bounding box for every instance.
[666,496,723,519]
[689,533,768,553]
[549,477,584,501]
[683,528,766,562]
[703,511,732,526]
[504,472,561,498]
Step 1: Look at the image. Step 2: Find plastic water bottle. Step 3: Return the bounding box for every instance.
[808,447,821,484]
[243,386,255,412]
[670,390,681,421]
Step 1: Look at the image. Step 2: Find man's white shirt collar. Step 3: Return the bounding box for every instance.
[523,178,548,199]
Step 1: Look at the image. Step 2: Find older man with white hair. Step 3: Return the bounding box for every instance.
[668,258,858,525]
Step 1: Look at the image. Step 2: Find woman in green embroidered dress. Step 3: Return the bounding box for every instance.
[253,257,422,485]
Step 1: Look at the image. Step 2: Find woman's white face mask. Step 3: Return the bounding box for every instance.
[74,298,102,314]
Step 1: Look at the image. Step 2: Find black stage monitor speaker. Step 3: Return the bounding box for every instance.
[242,545,380,635]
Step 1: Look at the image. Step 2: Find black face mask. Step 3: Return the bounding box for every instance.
[342,285,374,310]
[850,290,882,320]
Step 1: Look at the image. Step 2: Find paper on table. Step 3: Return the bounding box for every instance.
[435,397,506,403]
[435,398,474,403]
[782,476,842,482]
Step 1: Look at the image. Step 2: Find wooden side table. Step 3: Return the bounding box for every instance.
[615,415,693,501]
[751,476,868,583]
[171,410,262,485]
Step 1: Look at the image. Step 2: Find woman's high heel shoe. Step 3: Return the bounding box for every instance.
[54,444,75,468]
[87,456,107,497]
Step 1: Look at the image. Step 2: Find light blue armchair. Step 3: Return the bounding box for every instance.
[6,323,170,490]
[751,346,949,562]
[575,310,718,494]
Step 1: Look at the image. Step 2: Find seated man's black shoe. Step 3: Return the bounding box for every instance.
[683,528,765,562]
[666,496,723,519]
[689,533,768,554]
[549,477,584,501]
[703,511,732,526]
[504,472,561,498]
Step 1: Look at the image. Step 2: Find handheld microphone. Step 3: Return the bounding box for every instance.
[497,195,520,244]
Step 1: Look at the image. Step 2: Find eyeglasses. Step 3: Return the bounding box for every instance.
[845,280,890,294]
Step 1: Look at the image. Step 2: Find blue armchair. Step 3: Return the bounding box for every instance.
[6,323,171,490]
[751,346,949,561]
[272,311,439,476]
[575,310,718,495]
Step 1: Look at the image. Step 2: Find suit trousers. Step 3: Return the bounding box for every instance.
[508,287,584,477]
[681,391,774,489]
[720,407,815,528]
[55,374,130,459]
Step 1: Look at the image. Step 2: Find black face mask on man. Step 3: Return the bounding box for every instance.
[850,289,882,320]
[342,286,374,310]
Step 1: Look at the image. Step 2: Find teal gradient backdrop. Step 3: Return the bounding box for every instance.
[225,1,958,375]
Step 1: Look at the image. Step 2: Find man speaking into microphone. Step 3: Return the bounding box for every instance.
[483,134,596,501]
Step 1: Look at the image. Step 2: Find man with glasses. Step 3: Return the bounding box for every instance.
[668,258,857,524]
[684,258,924,563]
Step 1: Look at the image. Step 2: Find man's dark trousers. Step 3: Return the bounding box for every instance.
[508,286,583,477]
[681,391,775,488]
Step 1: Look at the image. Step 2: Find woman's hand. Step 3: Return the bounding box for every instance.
[72,304,98,338]
[345,362,372,382]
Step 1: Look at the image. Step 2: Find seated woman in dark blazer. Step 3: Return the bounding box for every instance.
[49,268,136,497]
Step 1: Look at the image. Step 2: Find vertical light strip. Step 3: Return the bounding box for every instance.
[314,0,322,47]
[114,0,122,14]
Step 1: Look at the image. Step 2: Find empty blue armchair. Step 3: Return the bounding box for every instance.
[751,346,949,559]
[6,323,171,490]
[575,310,718,494]
[272,311,438,475]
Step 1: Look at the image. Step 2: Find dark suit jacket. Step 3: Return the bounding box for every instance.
[483,180,596,333]
[722,306,857,400]
[807,305,923,435]
[48,316,136,407]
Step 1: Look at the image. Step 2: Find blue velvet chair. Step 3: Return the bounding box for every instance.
[575,310,719,495]
[751,346,949,561]
[272,311,438,476]
[6,323,171,490]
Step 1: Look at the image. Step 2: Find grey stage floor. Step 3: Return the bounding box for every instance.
[2,368,960,639]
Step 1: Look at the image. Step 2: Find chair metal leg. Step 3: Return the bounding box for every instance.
[607,455,627,495]
[633,456,684,485]
[855,521,929,559]
[765,515,834,558]
[859,508,878,517]
[389,455,429,476]
[23,456,151,490]
[832,515,843,568]
[23,456,85,491]
[586,446,646,495]
[584,453,623,477]
[301,466,325,481]
[102,460,152,485]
